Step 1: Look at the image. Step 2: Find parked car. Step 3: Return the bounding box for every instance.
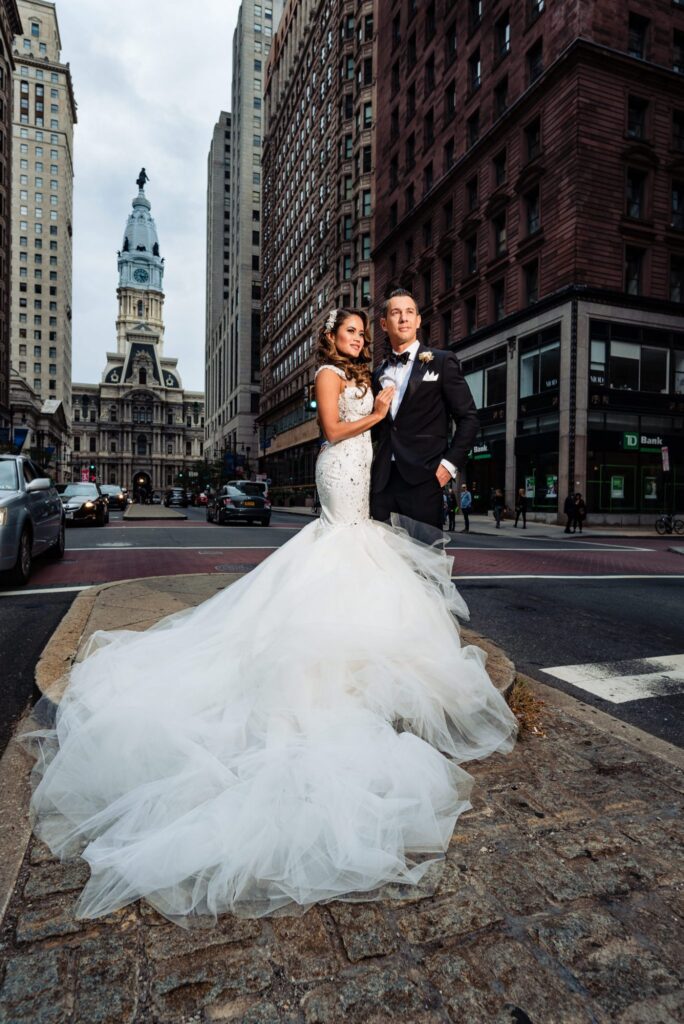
[164,487,188,508]
[0,454,65,584]
[100,484,127,510]
[207,485,271,526]
[151,490,162,504]
[227,479,269,500]
[57,482,109,526]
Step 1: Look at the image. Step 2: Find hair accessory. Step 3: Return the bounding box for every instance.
[324,308,338,333]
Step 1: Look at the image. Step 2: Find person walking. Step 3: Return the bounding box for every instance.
[514,488,527,529]
[446,488,458,531]
[493,488,505,529]
[574,492,586,534]
[564,492,576,534]
[459,482,472,533]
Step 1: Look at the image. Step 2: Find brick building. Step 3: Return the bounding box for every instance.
[260,0,375,501]
[374,0,684,521]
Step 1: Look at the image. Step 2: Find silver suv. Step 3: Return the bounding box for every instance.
[0,455,65,585]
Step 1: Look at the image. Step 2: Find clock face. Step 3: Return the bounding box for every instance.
[133,268,149,283]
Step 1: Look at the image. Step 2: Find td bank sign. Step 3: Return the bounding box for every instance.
[623,432,664,452]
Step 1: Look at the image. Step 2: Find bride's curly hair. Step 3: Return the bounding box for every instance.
[315,308,372,393]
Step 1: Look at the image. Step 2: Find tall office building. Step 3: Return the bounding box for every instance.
[10,0,76,420]
[204,1,283,479]
[204,110,231,455]
[374,0,684,521]
[259,0,375,500]
[0,0,21,438]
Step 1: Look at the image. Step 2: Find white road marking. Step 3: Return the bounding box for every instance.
[541,654,684,703]
[0,584,94,598]
[67,545,281,552]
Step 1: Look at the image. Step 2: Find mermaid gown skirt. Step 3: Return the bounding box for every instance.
[27,367,518,922]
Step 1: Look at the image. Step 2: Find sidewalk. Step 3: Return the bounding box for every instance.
[274,506,662,540]
[0,573,682,1023]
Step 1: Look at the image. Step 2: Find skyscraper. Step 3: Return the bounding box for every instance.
[204,1,283,480]
[259,0,375,500]
[0,0,21,439]
[204,110,231,454]
[10,0,76,420]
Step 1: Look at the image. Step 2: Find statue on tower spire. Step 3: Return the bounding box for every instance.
[136,167,149,190]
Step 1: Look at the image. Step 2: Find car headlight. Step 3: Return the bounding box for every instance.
[0,508,7,527]
[84,501,95,509]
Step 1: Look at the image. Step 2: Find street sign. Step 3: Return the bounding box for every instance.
[623,432,638,449]
[662,446,670,472]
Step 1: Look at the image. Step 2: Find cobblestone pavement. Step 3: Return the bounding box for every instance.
[1,697,682,1024]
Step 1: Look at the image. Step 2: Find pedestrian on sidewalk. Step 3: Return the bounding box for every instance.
[564,492,577,533]
[459,482,471,532]
[514,488,527,529]
[574,492,586,534]
[446,487,457,531]
[493,488,505,529]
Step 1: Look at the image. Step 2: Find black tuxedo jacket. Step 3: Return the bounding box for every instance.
[370,344,479,492]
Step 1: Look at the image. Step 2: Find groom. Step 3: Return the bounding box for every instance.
[370,289,480,530]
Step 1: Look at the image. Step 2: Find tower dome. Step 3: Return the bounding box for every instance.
[118,169,164,292]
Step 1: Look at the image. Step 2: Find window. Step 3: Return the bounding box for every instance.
[467,110,480,148]
[405,133,415,167]
[525,260,539,303]
[628,13,648,59]
[441,311,451,344]
[520,340,560,397]
[674,349,684,391]
[674,111,684,152]
[443,199,454,230]
[423,269,432,306]
[465,296,477,334]
[425,2,436,42]
[390,154,399,188]
[442,254,453,290]
[496,13,511,58]
[493,212,507,256]
[362,189,371,216]
[407,32,416,65]
[526,186,541,234]
[674,31,684,75]
[468,49,481,92]
[609,341,640,390]
[626,169,646,219]
[671,255,684,302]
[466,175,478,212]
[424,108,434,148]
[89,437,97,453]
[492,279,505,321]
[493,149,506,186]
[444,138,455,171]
[406,82,416,121]
[423,162,433,194]
[466,234,478,275]
[527,40,543,83]
[405,184,415,212]
[445,80,456,120]
[494,76,508,118]
[528,0,545,22]
[425,54,435,93]
[446,21,457,66]
[625,246,644,295]
[671,181,684,230]
[525,117,541,161]
[627,96,648,139]
[469,0,482,32]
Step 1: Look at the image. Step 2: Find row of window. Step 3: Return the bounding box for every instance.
[73,436,198,456]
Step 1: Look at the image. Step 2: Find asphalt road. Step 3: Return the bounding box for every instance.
[1,506,682,755]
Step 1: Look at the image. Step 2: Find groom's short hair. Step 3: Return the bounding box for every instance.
[381,289,420,319]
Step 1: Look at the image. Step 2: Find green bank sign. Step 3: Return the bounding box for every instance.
[623,432,664,453]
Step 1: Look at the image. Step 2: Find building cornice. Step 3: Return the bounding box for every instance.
[12,51,77,124]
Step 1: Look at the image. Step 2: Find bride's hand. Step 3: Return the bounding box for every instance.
[373,386,395,418]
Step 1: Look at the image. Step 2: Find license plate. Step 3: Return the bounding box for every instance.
[65,511,74,519]
[243,500,256,506]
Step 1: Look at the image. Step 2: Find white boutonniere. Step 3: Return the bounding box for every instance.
[418,351,434,365]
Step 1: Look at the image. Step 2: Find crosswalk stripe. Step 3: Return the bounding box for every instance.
[541,654,684,703]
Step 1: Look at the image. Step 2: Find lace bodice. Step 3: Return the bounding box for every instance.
[314,365,373,526]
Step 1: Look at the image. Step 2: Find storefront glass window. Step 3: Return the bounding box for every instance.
[486,363,506,405]
[520,342,559,397]
[465,370,483,408]
[672,351,684,393]
[640,347,668,393]
[609,341,640,390]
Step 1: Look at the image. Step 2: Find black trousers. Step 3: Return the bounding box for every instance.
[371,463,443,529]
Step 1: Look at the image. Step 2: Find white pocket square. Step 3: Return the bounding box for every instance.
[423,371,440,382]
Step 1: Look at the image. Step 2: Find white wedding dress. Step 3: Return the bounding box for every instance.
[27,365,518,923]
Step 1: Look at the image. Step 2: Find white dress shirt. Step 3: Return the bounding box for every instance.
[379,340,457,478]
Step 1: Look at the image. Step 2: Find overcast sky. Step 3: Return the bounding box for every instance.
[54,0,242,391]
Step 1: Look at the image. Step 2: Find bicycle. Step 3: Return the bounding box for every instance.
[655,512,684,535]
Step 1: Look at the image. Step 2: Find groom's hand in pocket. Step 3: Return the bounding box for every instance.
[435,465,452,487]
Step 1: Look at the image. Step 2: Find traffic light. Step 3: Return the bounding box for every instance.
[304,382,317,413]
[89,462,96,482]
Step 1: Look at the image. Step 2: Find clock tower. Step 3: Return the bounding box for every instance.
[116,170,165,353]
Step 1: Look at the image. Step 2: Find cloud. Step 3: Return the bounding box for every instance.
[55,0,241,390]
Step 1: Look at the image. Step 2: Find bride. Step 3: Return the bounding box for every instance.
[27,308,518,924]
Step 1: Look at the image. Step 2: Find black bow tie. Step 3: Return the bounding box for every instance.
[388,351,411,366]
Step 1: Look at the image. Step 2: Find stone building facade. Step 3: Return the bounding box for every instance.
[259,0,375,497]
[0,0,21,439]
[373,0,684,521]
[204,111,231,458]
[71,176,204,495]
[10,0,76,420]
